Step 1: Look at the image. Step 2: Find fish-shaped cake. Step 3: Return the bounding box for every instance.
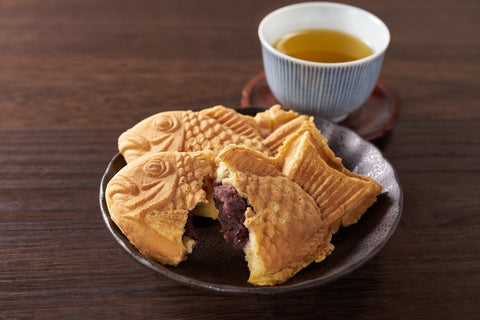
[105,105,383,286]
[118,105,270,164]
[215,145,334,286]
[276,120,383,233]
[262,114,311,156]
[252,104,308,138]
[105,151,215,266]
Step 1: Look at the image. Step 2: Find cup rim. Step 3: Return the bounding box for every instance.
[258,2,390,67]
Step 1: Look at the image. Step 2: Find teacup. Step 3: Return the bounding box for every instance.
[258,2,390,122]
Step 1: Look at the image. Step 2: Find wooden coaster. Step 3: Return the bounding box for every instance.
[241,72,401,141]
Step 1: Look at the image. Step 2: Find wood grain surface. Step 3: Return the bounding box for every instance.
[0,0,479,319]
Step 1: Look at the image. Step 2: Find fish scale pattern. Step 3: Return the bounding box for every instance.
[182,108,270,155]
[173,152,214,211]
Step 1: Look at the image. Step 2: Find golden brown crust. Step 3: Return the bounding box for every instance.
[198,105,266,142]
[118,111,187,164]
[108,105,383,285]
[253,104,304,138]
[105,151,215,266]
[216,146,333,286]
[118,106,270,165]
[276,123,383,233]
[262,115,311,156]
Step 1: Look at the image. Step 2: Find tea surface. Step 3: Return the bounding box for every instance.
[273,29,373,63]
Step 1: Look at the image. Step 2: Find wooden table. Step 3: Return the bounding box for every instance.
[1,0,478,318]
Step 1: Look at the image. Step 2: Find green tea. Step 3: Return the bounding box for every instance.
[273,29,373,63]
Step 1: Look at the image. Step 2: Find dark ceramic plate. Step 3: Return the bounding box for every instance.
[99,107,403,294]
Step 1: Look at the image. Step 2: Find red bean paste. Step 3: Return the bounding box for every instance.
[213,184,250,249]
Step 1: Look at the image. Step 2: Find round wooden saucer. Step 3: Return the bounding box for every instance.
[241,72,401,141]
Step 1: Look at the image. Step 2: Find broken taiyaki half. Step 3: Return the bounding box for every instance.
[214,145,334,286]
[276,122,383,233]
[118,106,270,165]
[105,150,216,266]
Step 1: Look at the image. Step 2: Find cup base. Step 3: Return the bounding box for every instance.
[241,71,401,141]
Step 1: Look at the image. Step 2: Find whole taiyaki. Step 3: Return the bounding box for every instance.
[118,105,270,164]
[105,151,215,266]
[214,145,334,286]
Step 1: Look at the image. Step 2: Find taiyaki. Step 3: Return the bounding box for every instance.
[252,104,307,138]
[262,114,310,156]
[118,105,269,164]
[105,150,215,266]
[106,105,383,286]
[214,145,334,286]
[276,120,383,233]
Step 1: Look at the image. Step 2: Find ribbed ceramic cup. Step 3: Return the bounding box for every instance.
[258,2,390,121]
